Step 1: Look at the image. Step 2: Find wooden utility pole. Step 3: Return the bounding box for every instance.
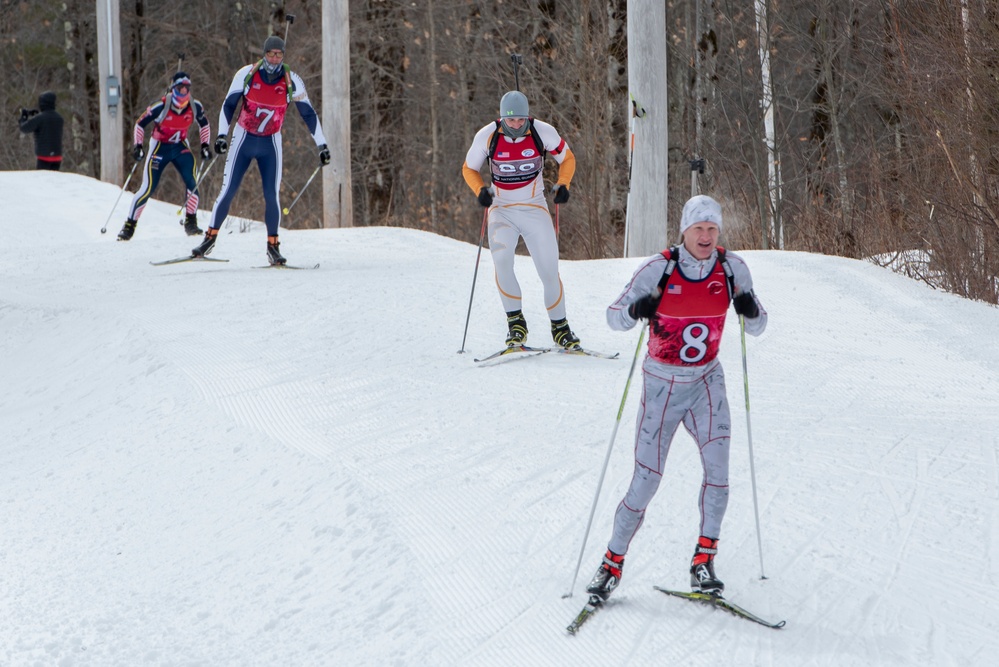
[322,0,353,228]
[96,0,123,184]
[625,0,668,257]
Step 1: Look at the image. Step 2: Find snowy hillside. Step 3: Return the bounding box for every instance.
[2,170,998,666]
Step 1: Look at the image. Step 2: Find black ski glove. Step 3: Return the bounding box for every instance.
[214,137,228,155]
[200,143,212,160]
[553,184,570,204]
[133,144,145,161]
[628,292,660,320]
[477,186,493,207]
[318,143,331,166]
[733,291,760,318]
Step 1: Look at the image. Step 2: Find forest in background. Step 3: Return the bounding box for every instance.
[3,0,998,303]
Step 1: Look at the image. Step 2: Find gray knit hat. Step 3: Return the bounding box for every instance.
[263,35,285,53]
[499,91,530,139]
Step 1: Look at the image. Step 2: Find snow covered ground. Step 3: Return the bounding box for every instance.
[2,170,998,666]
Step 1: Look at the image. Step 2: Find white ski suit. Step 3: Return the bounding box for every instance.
[462,119,576,321]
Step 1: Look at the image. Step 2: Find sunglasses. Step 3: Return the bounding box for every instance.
[173,84,190,94]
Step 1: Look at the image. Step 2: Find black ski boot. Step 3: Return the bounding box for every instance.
[266,236,287,265]
[690,536,724,595]
[551,318,581,350]
[191,228,218,257]
[183,213,203,236]
[117,218,137,241]
[586,549,624,602]
[505,310,528,346]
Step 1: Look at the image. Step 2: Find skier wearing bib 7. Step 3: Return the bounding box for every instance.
[192,36,330,265]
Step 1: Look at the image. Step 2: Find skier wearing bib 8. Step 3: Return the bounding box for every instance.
[192,35,330,265]
[118,72,212,241]
[462,90,581,350]
[586,195,767,602]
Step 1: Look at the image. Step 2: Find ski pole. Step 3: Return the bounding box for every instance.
[284,13,296,43]
[555,202,560,239]
[282,165,321,215]
[176,157,218,215]
[193,156,217,190]
[740,314,767,579]
[458,208,489,354]
[562,323,647,598]
[99,161,139,234]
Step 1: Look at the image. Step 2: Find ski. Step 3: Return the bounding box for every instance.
[473,344,551,363]
[252,263,320,270]
[150,256,229,266]
[555,347,620,360]
[653,587,785,629]
[566,595,604,635]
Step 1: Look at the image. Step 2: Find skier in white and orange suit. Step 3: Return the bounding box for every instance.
[462,90,581,350]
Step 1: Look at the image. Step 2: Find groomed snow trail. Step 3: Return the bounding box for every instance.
[2,172,998,666]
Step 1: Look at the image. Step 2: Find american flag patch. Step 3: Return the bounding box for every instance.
[497,152,509,158]
[667,284,682,295]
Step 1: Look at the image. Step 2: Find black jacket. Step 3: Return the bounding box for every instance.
[19,92,64,159]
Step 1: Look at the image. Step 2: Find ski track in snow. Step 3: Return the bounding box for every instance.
[3,172,999,666]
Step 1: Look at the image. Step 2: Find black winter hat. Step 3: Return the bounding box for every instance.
[38,91,57,111]
[172,71,191,87]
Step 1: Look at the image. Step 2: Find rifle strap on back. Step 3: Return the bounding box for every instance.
[658,246,736,299]
[657,246,681,291]
[487,118,546,163]
[716,247,736,299]
[243,61,295,104]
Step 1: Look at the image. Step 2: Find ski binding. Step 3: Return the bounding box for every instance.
[566,595,604,635]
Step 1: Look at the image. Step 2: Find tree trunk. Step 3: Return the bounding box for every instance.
[755,0,783,248]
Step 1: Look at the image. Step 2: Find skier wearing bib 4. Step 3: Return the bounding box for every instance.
[462,91,581,349]
[585,195,767,602]
[118,72,212,241]
[193,35,330,265]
